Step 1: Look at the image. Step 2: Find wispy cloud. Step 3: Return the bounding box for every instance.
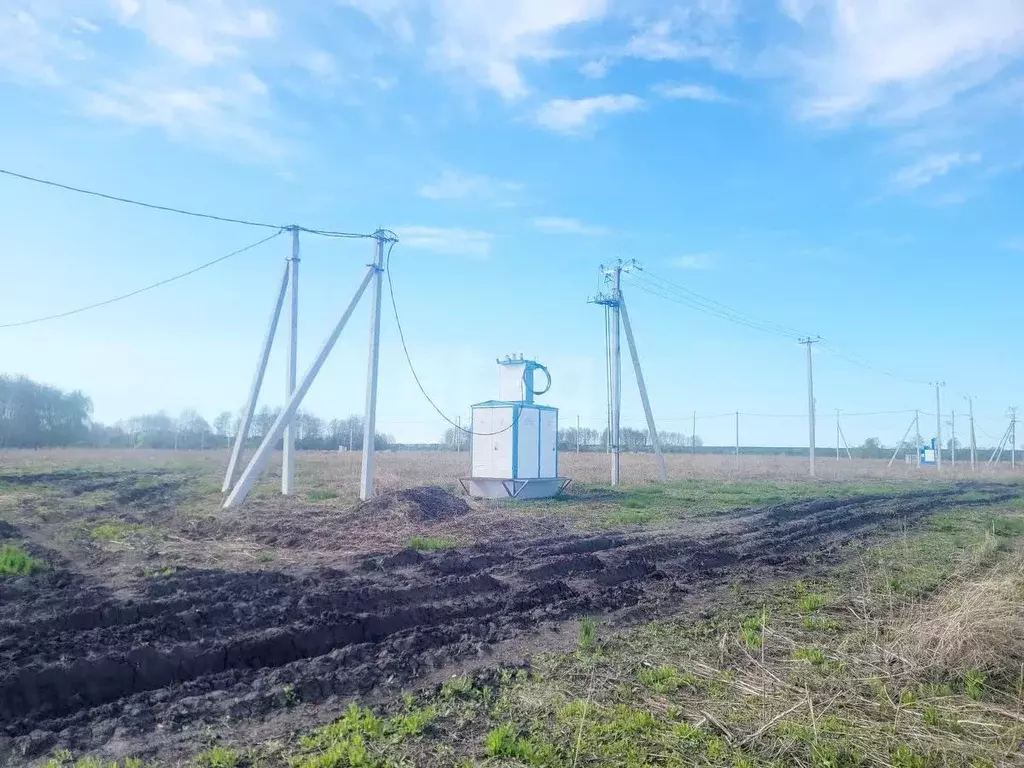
[1004,238,1024,252]
[346,0,610,99]
[670,253,715,270]
[655,82,734,103]
[535,94,643,134]
[781,0,1024,124]
[533,216,610,236]
[83,70,285,158]
[891,152,981,190]
[579,58,609,79]
[394,226,494,259]
[418,170,522,203]
[624,8,738,68]
[0,0,288,159]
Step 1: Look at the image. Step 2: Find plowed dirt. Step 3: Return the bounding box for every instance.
[0,482,1015,765]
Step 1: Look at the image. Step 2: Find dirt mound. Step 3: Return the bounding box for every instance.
[356,486,470,522]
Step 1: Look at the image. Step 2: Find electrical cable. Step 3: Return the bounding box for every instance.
[623,269,940,388]
[0,229,285,328]
[0,168,375,239]
[818,342,930,386]
[623,273,800,340]
[384,242,521,437]
[628,269,809,340]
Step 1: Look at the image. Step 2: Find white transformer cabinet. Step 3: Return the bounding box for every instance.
[461,356,570,499]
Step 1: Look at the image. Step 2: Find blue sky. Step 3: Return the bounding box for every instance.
[1,0,1023,448]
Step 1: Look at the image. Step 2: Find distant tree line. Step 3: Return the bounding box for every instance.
[0,375,393,450]
[439,422,704,453]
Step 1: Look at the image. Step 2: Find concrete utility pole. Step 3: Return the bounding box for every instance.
[590,260,667,485]
[619,292,668,481]
[888,414,919,468]
[223,258,290,493]
[966,396,977,470]
[359,234,386,501]
[735,411,740,463]
[282,227,300,495]
[915,410,921,468]
[950,411,956,469]
[933,382,944,471]
[1012,407,1018,470]
[456,415,462,453]
[576,414,581,454]
[836,409,841,463]
[224,263,378,508]
[692,410,697,455]
[799,337,820,477]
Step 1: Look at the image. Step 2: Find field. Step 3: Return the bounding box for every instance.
[2,449,1024,767]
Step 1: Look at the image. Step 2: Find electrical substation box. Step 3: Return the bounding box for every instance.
[460,355,571,500]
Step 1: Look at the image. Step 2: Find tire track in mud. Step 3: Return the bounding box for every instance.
[0,484,1014,762]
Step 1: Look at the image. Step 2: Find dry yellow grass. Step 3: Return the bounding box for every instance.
[895,544,1024,684]
[2,448,1021,502]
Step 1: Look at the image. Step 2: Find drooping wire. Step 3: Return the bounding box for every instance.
[384,241,520,437]
[623,271,807,340]
[818,342,930,386]
[0,229,285,328]
[0,168,375,238]
[624,268,941,387]
[628,269,810,340]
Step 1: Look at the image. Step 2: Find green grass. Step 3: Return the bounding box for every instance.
[43,751,146,768]
[308,489,340,501]
[526,477,924,529]
[194,745,240,768]
[89,520,148,543]
[406,535,456,551]
[0,542,43,576]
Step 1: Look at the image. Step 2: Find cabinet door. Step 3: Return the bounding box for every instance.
[540,410,558,477]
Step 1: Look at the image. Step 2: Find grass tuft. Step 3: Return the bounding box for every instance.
[406,535,456,551]
[0,543,43,576]
[194,745,240,768]
[578,617,598,653]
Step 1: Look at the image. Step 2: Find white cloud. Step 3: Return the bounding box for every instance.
[532,216,609,236]
[1002,237,1024,252]
[624,6,738,68]
[580,58,609,79]
[344,0,609,99]
[891,152,981,190]
[394,226,494,259]
[418,169,522,202]
[112,0,275,65]
[783,0,1024,123]
[671,253,715,270]
[655,82,733,102]
[536,94,643,134]
[0,4,92,85]
[83,70,284,157]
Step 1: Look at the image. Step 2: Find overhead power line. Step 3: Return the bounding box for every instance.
[624,269,808,340]
[0,168,373,238]
[384,243,518,437]
[623,268,939,388]
[0,229,285,328]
